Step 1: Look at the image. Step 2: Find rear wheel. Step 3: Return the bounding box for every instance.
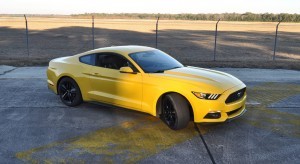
[58,77,82,106]
[161,93,190,130]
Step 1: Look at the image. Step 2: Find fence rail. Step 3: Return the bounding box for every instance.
[0,16,299,63]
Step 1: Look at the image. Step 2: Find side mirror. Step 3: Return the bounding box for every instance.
[120,66,135,74]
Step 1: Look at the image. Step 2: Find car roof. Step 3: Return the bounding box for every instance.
[79,45,156,56]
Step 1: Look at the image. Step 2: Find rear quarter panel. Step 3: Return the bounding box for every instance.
[47,56,93,101]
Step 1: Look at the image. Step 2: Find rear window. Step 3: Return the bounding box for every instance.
[79,54,95,65]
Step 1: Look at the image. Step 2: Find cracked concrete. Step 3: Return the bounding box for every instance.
[0,65,16,75]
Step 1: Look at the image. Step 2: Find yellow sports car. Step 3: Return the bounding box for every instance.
[47,46,246,130]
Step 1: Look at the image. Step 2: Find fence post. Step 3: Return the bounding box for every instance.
[213,19,220,61]
[24,14,29,56]
[155,16,160,48]
[273,19,282,60]
[92,16,95,49]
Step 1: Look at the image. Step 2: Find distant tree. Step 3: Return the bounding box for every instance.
[71,13,300,22]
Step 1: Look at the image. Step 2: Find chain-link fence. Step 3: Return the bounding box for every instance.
[0,17,27,58]
[217,22,276,61]
[28,18,92,58]
[276,23,300,60]
[157,20,216,62]
[0,16,299,64]
[93,19,156,48]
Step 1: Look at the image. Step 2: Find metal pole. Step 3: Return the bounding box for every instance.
[156,16,160,48]
[92,16,95,49]
[213,19,220,61]
[273,19,282,60]
[24,14,29,56]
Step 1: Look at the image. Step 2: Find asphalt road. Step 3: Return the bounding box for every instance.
[0,66,299,163]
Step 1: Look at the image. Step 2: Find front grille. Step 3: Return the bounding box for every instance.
[225,87,246,104]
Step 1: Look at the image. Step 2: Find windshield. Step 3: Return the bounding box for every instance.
[129,50,183,73]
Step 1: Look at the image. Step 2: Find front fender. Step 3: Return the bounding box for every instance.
[142,75,198,116]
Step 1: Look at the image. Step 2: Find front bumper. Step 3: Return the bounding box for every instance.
[227,108,247,122]
[192,83,247,123]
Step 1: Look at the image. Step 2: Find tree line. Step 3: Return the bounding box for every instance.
[71,13,300,22]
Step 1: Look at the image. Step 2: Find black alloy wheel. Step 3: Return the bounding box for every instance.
[161,93,190,130]
[162,98,177,128]
[58,77,82,106]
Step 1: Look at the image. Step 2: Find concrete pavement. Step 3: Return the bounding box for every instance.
[0,66,299,163]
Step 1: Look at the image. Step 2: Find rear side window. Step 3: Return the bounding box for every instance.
[96,53,128,70]
[79,54,95,65]
[96,53,138,72]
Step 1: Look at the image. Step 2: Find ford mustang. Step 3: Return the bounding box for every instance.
[47,46,246,130]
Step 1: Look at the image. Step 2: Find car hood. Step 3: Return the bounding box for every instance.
[150,66,244,92]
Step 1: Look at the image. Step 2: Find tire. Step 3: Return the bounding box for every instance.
[161,93,190,130]
[58,77,83,107]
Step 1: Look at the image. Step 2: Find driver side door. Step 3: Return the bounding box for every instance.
[89,52,143,111]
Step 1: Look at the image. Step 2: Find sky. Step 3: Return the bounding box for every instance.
[0,0,299,15]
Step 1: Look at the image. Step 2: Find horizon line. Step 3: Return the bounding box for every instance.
[1,12,300,16]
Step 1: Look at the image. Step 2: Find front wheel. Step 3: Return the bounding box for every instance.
[161,93,190,130]
[58,77,83,107]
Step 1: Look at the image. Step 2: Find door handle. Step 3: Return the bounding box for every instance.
[82,72,101,77]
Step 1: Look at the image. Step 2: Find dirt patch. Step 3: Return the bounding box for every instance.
[0,17,299,69]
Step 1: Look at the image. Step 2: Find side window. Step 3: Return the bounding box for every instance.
[96,53,138,72]
[79,54,95,65]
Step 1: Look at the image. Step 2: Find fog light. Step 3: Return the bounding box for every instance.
[204,112,221,119]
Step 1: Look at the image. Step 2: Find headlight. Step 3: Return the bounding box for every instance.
[192,91,221,100]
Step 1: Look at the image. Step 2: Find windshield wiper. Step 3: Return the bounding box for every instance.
[165,66,181,71]
[164,66,182,71]
[152,70,165,73]
[152,66,182,73]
